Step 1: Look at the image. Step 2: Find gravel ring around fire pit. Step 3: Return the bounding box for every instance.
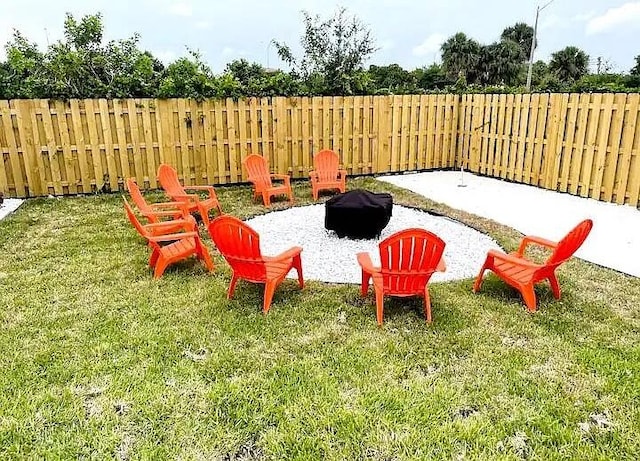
[244,204,502,284]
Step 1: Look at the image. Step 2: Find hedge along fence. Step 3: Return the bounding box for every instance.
[0,94,639,207]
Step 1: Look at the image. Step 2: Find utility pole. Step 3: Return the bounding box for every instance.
[526,0,556,91]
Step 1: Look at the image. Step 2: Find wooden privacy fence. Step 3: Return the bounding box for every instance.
[0,95,458,198]
[457,93,640,206]
[0,94,639,207]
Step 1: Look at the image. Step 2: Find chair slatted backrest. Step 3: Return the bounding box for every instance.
[208,215,267,281]
[313,150,340,183]
[546,219,593,267]
[243,155,273,191]
[126,178,153,217]
[123,197,151,239]
[378,229,446,294]
[158,164,185,198]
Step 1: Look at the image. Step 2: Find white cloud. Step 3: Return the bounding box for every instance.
[168,1,192,17]
[194,20,210,29]
[412,33,446,57]
[586,2,640,35]
[572,11,596,22]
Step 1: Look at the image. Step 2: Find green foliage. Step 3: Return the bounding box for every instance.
[157,53,216,99]
[500,23,535,61]
[1,13,165,99]
[1,11,639,99]
[412,64,453,91]
[549,46,590,83]
[368,64,417,93]
[631,55,640,76]
[1,31,46,98]
[477,41,524,86]
[274,7,377,95]
[441,33,481,82]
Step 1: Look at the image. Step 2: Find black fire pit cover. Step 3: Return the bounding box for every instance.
[325,189,393,239]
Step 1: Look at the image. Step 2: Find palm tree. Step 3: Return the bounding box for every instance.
[440,33,481,82]
[501,23,535,62]
[477,41,524,86]
[549,46,589,82]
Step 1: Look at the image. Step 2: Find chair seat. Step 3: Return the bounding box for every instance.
[265,259,294,280]
[492,253,538,284]
[163,238,196,257]
[266,184,291,195]
[316,179,343,188]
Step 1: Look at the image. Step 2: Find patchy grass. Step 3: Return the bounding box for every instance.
[1,177,639,460]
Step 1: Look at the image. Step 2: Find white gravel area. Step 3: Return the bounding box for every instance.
[379,171,640,277]
[0,199,24,221]
[245,204,502,284]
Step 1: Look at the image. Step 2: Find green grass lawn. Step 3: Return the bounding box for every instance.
[1,177,639,460]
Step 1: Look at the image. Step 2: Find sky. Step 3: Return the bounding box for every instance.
[1,0,639,73]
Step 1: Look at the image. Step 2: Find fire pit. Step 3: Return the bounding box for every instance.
[325,189,393,239]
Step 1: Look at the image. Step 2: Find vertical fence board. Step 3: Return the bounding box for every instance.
[602,94,627,202]
[616,94,639,204]
[568,94,590,195]
[506,94,521,180]
[558,94,580,192]
[0,101,23,196]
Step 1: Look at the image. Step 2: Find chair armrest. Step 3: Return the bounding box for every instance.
[145,209,184,218]
[357,252,380,274]
[271,174,291,185]
[183,185,218,200]
[144,219,193,231]
[149,201,189,210]
[172,193,201,204]
[338,169,348,179]
[487,249,541,269]
[147,231,198,243]
[517,235,558,256]
[267,246,303,262]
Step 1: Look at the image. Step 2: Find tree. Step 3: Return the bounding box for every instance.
[530,60,551,88]
[500,23,535,61]
[1,31,46,98]
[476,41,523,86]
[225,59,267,87]
[157,51,217,99]
[549,46,589,83]
[440,33,481,82]
[412,64,452,90]
[631,55,640,75]
[274,7,377,95]
[367,64,416,93]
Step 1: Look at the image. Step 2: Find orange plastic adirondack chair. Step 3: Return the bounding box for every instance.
[157,164,222,226]
[242,154,293,206]
[473,219,593,312]
[207,215,303,313]
[357,229,447,325]
[123,197,214,278]
[126,178,187,225]
[309,149,347,200]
